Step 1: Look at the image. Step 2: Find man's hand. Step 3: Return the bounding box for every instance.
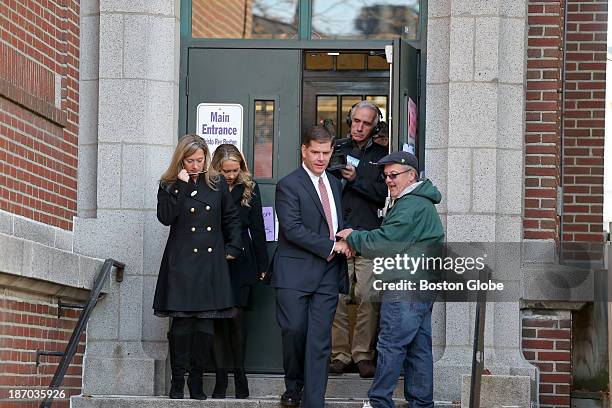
[336,228,354,240]
[340,165,357,182]
[333,240,355,258]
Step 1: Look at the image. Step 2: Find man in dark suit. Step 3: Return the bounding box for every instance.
[271,125,352,407]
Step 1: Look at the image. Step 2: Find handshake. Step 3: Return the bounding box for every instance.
[333,228,355,258]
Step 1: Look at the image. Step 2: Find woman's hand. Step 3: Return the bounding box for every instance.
[225,254,236,260]
[178,169,189,182]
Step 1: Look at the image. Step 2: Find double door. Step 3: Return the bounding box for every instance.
[185,41,418,372]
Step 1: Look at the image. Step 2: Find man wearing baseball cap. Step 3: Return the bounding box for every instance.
[336,151,444,408]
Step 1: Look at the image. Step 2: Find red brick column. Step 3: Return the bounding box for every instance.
[0,296,85,408]
[522,312,572,408]
[524,0,564,241]
[562,0,607,242]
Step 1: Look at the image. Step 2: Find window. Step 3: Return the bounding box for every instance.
[311,0,419,40]
[253,100,275,178]
[192,0,298,39]
[316,96,338,136]
[304,52,389,71]
[188,0,422,41]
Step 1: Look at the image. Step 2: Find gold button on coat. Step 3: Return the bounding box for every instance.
[190,207,195,213]
[174,189,178,194]
[207,248,213,253]
[205,205,211,211]
[193,248,198,253]
[206,226,211,231]
[191,227,196,232]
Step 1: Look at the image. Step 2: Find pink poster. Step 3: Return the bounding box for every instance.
[408,97,418,140]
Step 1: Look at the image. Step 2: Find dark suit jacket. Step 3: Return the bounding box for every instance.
[270,166,348,294]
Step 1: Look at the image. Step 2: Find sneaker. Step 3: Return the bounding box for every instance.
[362,400,373,408]
[329,359,349,374]
[356,360,376,378]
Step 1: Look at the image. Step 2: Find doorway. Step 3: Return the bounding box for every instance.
[184,44,419,373]
[302,51,390,140]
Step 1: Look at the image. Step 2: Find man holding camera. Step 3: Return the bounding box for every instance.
[330,100,388,378]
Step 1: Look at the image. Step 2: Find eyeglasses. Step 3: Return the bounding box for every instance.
[382,170,411,180]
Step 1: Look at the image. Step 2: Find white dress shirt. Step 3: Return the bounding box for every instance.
[302,163,339,236]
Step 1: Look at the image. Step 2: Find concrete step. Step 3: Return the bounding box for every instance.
[71,395,459,407]
[202,373,436,400]
[203,373,377,399]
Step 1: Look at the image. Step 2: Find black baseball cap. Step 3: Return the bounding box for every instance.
[376,151,418,170]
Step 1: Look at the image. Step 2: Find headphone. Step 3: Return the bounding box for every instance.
[346,101,384,136]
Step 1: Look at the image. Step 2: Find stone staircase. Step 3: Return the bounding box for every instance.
[71,374,459,407]
[71,396,458,407]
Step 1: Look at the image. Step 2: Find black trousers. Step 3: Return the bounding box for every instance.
[275,287,338,408]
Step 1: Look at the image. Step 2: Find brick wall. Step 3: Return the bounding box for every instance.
[524,0,607,243]
[562,0,607,242]
[522,311,572,408]
[0,0,80,230]
[524,0,564,241]
[0,294,85,408]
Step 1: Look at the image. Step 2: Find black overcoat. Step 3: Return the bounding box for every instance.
[153,175,242,314]
[226,182,269,303]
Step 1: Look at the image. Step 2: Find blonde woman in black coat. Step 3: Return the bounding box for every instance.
[210,144,269,399]
[153,134,242,400]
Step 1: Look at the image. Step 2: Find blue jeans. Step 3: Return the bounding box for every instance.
[368,299,434,408]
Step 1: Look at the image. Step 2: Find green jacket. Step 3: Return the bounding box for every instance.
[347,179,445,283]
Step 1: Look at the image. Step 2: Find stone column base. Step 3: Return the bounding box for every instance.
[461,374,533,408]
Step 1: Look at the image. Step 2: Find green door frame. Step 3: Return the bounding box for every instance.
[179,0,428,170]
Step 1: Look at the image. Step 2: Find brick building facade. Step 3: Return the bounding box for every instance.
[0,1,90,407]
[1,0,80,230]
[0,0,608,406]
[524,1,607,406]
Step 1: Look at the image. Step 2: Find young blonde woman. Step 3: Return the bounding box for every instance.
[210,144,269,399]
[153,135,242,400]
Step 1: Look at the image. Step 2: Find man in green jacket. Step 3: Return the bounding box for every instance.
[336,151,444,408]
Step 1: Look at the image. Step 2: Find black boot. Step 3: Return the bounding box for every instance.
[234,368,249,399]
[188,329,212,400]
[169,376,184,399]
[168,324,191,399]
[187,369,207,400]
[212,369,228,398]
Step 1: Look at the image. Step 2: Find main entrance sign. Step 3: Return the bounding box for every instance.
[196,103,243,154]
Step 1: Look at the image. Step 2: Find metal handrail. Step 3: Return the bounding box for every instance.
[39,258,124,408]
[469,267,490,408]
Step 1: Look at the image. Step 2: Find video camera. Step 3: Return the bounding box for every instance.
[328,137,352,173]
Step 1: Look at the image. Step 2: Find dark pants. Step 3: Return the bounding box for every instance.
[276,288,339,408]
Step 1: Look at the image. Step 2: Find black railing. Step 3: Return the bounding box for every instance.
[468,267,490,408]
[39,258,124,408]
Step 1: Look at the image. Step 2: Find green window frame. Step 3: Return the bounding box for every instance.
[182,0,425,43]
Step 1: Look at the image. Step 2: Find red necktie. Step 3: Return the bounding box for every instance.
[318,177,336,261]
